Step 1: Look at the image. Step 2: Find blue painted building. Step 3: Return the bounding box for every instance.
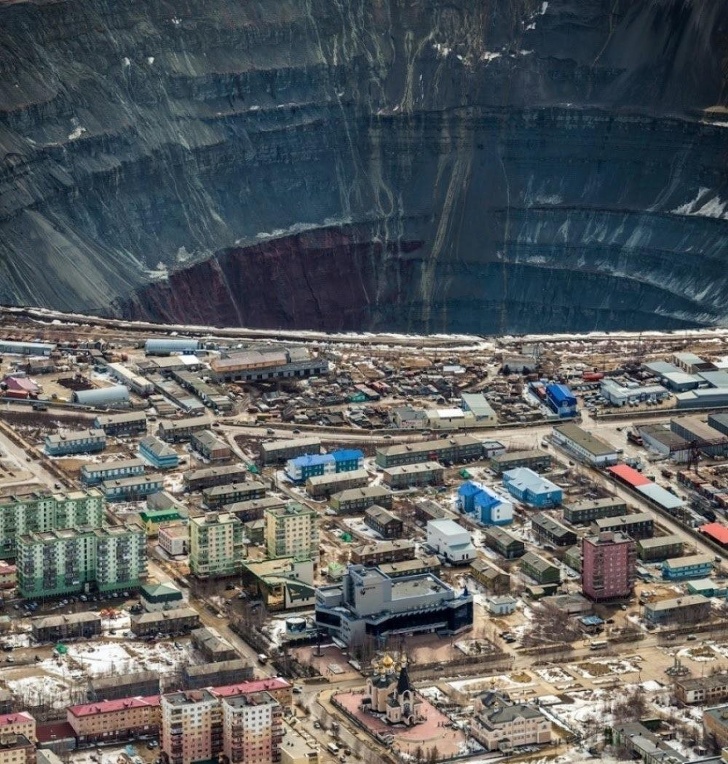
[81,458,146,485]
[457,481,513,525]
[332,449,365,473]
[546,384,578,418]
[139,436,180,470]
[45,429,106,456]
[502,468,563,507]
[286,449,364,483]
[662,554,713,581]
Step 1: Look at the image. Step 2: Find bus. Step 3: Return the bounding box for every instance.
[589,640,607,651]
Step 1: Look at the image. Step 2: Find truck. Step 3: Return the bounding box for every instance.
[327,744,340,755]
[257,653,268,665]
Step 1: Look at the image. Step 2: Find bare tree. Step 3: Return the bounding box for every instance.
[522,602,581,647]
[612,686,647,724]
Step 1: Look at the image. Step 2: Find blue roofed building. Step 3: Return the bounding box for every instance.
[458,481,513,525]
[332,449,365,473]
[286,449,364,483]
[502,468,563,507]
[545,384,577,418]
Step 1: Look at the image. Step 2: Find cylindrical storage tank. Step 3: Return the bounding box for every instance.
[73,385,130,407]
[286,617,307,633]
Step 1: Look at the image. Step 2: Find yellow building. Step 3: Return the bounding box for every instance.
[0,712,36,743]
[67,696,161,745]
[0,734,34,764]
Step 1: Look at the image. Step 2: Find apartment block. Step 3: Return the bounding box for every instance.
[161,686,283,764]
[184,465,250,492]
[0,490,104,559]
[350,540,415,567]
[17,524,146,598]
[94,411,148,436]
[158,416,215,443]
[67,696,161,745]
[161,689,221,764]
[563,497,627,526]
[329,486,393,514]
[676,673,728,705]
[190,513,244,578]
[363,506,403,539]
[260,438,321,466]
[264,503,318,560]
[0,712,36,743]
[102,474,165,502]
[375,435,483,469]
[0,734,34,764]
[45,428,106,456]
[581,532,636,602]
[32,612,102,642]
[305,470,369,499]
[80,459,146,486]
[222,692,283,764]
[203,482,266,510]
[382,462,444,489]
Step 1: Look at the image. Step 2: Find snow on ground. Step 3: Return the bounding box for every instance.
[67,642,138,676]
[535,666,572,684]
[7,674,78,710]
[419,686,449,703]
[573,658,640,679]
[448,674,529,694]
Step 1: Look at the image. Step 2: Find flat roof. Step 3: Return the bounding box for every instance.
[553,423,617,457]
[638,534,683,549]
[663,554,713,569]
[491,449,549,463]
[377,434,482,457]
[384,461,443,475]
[646,594,709,611]
[567,497,627,511]
[636,483,685,510]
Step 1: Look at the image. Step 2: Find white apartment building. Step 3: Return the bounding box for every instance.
[161,690,221,764]
[189,513,244,578]
[161,689,282,764]
[264,503,318,560]
[222,692,282,764]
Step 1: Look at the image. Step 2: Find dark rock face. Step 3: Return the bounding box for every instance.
[1,0,728,333]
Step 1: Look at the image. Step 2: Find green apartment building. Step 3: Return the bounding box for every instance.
[17,524,146,598]
[0,490,104,559]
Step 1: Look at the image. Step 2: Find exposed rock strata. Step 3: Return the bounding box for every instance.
[0,0,727,332]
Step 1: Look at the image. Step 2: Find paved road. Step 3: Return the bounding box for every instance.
[145,558,276,679]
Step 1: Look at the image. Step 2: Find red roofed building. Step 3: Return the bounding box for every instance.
[700,523,728,547]
[211,677,292,708]
[607,464,652,488]
[66,696,160,745]
[3,376,39,398]
[0,711,35,742]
